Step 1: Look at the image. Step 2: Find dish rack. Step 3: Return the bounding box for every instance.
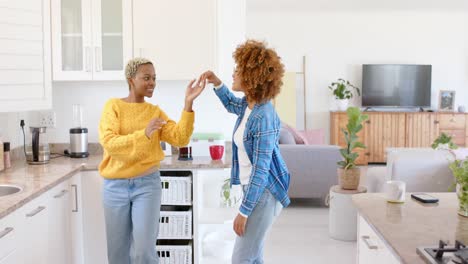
[161,176,192,205]
[159,209,192,239]
[156,242,192,264]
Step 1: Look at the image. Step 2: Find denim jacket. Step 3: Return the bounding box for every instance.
[214,84,291,216]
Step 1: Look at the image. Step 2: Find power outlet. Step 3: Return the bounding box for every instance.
[39,111,56,128]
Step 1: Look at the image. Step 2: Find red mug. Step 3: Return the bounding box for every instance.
[209,145,224,160]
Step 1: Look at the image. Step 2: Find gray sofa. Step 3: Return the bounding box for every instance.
[279,143,341,200]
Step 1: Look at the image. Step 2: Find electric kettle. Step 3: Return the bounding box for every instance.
[26,126,50,164]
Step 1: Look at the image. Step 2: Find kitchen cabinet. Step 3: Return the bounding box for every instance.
[0,210,22,263]
[47,180,72,264]
[0,0,52,112]
[357,215,400,264]
[23,191,50,264]
[80,171,108,264]
[0,250,23,264]
[69,173,85,264]
[132,0,217,80]
[51,0,132,80]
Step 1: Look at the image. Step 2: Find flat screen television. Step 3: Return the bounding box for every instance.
[362,64,432,108]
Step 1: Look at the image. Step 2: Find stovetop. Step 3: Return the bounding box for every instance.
[417,240,468,264]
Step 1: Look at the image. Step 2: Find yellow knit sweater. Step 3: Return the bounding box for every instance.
[98,98,194,179]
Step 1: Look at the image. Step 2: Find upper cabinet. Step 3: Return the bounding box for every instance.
[132,0,217,80]
[0,0,52,112]
[51,0,132,81]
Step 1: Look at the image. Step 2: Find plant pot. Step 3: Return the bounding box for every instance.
[336,99,349,111]
[338,167,361,190]
[457,183,468,217]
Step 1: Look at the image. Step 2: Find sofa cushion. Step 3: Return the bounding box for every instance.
[296,129,325,145]
[279,126,296,144]
[282,124,304,144]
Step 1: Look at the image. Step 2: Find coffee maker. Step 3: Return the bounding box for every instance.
[69,104,89,158]
[26,126,50,164]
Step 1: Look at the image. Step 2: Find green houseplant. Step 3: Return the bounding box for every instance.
[220,178,241,207]
[449,158,468,217]
[337,107,368,190]
[328,79,361,111]
[431,132,458,150]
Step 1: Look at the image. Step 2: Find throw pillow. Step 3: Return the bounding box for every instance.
[283,124,305,144]
[279,126,296,144]
[296,128,325,145]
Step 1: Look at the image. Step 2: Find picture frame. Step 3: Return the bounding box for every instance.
[438,90,456,112]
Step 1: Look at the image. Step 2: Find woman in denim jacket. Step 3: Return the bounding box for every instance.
[201,40,290,263]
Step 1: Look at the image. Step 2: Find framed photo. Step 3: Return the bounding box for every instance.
[438,90,456,111]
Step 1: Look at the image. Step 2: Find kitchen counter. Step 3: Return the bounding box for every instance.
[0,154,231,220]
[352,193,468,264]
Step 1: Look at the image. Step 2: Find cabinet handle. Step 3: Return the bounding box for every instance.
[26,206,46,217]
[361,235,378,249]
[95,47,102,72]
[85,46,92,72]
[72,184,79,212]
[450,118,455,123]
[434,120,440,124]
[0,227,13,239]
[53,189,68,198]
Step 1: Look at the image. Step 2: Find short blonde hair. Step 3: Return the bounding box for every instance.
[125,57,153,79]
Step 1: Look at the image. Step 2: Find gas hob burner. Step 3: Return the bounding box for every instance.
[417,240,468,264]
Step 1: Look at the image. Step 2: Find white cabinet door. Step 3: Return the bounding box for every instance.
[90,0,132,80]
[0,210,22,262]
[51,0,93,80]
[70,174,85,264]
[0,250,23,264]
[47,180,72,264]
[23,193,49,264]
[81,170,108,264]
[51,0,132,81]
[357,215,400,264]
[0,0,52,112]
[132,0,217,80]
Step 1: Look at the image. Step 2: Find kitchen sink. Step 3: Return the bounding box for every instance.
[0,185,22,197]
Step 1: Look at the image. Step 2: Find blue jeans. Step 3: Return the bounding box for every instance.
[102,171,162,264]
[232,186,283,264]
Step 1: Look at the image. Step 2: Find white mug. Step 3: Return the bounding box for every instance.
[384,181,406,203]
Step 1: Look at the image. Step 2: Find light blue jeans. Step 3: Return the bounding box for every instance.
[102,171,162,264]
[232,186,283,264]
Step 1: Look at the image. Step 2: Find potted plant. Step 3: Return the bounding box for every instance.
[220,178,241,207]
[328,78,361,111]
[337,107,368,190]
[431,132,458,150]
[449,158,468,217]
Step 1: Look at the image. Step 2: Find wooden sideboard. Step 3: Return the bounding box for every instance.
[330,111,468,164]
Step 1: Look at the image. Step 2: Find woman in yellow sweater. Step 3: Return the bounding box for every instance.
[98,57,205,264]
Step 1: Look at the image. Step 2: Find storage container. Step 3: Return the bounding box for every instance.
[156,242,192,264]
[159,209,192,239]
[161,176,192,205]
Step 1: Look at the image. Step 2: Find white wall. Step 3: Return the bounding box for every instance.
[247,8,468,143]
[50,80,237,144]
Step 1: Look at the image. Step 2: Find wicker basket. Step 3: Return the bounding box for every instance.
[338,167,361,190]
[161,176,192,205]
[159,210,192,239]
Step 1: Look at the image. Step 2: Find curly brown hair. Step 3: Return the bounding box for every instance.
[233,40,285,103]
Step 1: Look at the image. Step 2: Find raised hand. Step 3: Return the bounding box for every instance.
[184,78,206,112]
[145,118,167,138]
[200,70,222,87]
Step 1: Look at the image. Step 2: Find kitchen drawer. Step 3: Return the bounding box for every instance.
[440,129,466,146]
[438,114,466,129]
[0,210,21,260]
[358,215,400,264]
